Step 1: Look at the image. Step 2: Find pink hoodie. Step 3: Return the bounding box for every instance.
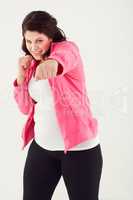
[13,40,98,154]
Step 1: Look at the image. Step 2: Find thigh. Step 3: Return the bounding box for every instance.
[23,139,62,200]
[61,144,103,200]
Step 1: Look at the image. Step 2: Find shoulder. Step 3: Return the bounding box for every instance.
[50,40,79,53]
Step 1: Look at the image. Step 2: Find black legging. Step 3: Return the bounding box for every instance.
[23,139,103,200]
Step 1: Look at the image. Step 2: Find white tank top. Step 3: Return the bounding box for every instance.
[28,75,100,151]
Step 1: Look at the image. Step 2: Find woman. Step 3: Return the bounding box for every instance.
[13,10,103,200]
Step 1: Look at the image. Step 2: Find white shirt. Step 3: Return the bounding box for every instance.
[28,75,100,151]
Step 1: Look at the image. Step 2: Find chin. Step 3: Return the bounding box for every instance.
[33,55,42,61]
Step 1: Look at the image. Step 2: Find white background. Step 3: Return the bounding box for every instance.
[0,0,131,199]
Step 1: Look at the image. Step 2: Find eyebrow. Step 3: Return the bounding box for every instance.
[25,38,43,41]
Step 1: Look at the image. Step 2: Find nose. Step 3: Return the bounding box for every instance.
[31,44,39,52]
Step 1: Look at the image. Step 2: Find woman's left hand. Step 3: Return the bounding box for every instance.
[34,59,58,80]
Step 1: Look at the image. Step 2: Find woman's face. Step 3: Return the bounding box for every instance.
[24,30,52,60]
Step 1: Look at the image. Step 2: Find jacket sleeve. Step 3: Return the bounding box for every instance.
[13,78,34,115]
[48,41,80,76]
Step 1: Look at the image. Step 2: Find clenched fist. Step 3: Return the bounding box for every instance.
[34,59,58,80]
[17,55,33,85]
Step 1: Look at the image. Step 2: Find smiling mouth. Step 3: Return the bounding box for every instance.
[32,51,41,54]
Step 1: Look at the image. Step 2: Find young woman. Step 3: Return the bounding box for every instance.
[13,10,103,200]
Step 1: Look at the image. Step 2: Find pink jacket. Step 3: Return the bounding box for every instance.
[13,40,98,154]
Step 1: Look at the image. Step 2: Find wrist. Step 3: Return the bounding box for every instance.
[17,74,25,85]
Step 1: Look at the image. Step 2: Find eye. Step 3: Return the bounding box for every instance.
[37,39,43,42]
[26,40,31,44]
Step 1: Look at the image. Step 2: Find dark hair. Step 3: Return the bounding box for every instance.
[21,10,66,57]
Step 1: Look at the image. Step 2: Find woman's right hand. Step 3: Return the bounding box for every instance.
[17,55,33,85]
